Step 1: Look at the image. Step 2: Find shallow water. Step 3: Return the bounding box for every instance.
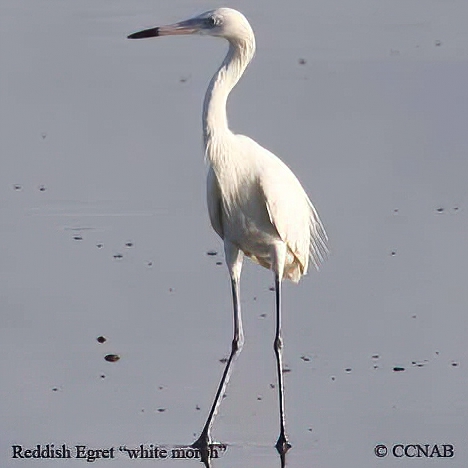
[2,0,468,467]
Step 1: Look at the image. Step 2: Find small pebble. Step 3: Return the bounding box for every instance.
[97,336,106,343]
[104,354,120,363]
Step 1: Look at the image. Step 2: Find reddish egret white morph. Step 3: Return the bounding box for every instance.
[128,7,327,464]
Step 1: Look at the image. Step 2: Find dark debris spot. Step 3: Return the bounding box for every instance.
[147,261,153,267]
[308,428,313,432]
[73,235,83,241]
[219,357,228,364]
[282,367,291,374]
[390,251,396,256]
[96,243,103,248]
[345,368,352,373]
[435,40,442,47]
[206,250,218,256]
[411,360,427,367]
[100,374,106,379]
[270,383,275,389]
[13,184,22,191]
[393,366,405,372]
[97,336,106,343]
[436,207,444,213]
[257,396,262,401]
[298,58,307,65]
[300,355,310,362]
[38,185,47,192]
[196,405,200,411]
[372,354,380,359]
[451,361,459,367]
[259,313,267,318]
[158,386,164,390]
[125,242,134,248]
[52,387,59,392]
[104,354,120,363]
[269,286,275,292]
[113,254,123,260]
[215,261,222,266]
[411,314,417,319]
[157,408,166,413]
[331,376,336,381]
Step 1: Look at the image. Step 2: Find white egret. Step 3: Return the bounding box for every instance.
[128,8,327,465]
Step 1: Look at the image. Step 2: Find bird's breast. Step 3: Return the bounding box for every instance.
[215,169,279,255]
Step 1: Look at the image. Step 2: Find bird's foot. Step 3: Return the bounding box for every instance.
[275,433,291,456]
[192,431,212,467]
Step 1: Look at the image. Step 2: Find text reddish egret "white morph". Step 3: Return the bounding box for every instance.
[128,7,327,465]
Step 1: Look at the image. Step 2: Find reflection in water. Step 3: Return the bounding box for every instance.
[189,443,288,468]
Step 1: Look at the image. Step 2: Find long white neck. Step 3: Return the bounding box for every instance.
[202,35,255,157]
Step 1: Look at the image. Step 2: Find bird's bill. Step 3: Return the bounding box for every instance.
[127,18,201,39]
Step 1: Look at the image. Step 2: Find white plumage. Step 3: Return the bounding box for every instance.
[128,7,327,466]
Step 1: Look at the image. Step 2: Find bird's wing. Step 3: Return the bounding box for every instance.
[207,166,224,239]
[259,151,328,273]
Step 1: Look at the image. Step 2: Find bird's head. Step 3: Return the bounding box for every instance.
[128,8,253,44]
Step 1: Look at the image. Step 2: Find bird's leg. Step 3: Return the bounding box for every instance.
[271,245,291,458]
[274,274,291,457]
[193,243,244,465]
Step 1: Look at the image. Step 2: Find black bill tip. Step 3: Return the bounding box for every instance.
[127,27,160,39]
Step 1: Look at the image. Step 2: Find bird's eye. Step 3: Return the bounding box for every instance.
[205,16,218,28]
